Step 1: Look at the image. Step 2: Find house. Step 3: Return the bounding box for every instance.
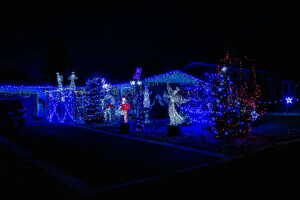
[181,61,300,102]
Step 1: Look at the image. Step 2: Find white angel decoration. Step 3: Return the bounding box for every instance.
[163,84,189,126]
[68,72,78,90]
[56,72,63,91]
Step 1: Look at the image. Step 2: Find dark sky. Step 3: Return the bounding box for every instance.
[0,0,299,81]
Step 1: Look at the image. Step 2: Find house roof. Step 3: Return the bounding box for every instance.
[114,70,207,88]
[144,70,205,84]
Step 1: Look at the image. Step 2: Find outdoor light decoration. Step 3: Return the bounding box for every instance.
[84,76,110,123]
[68,71,78,90]
[102,94,115,123]
[133,67,142,80]
[210,52,265,139]
[150,94,164,107]
[48,72,76,123]
[48,89,75,123]
[143,85,151,108]
[286,97,293,104]
[131,67,144,131]
[119,97,130,123]
[178,82,213,125]
[164,84,189,126]
[56,72,63,91]
[143,85,152,124]
[130,80,135,86]
[251,110,259,121]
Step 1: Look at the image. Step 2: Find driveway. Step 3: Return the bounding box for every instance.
[0,122,222,190]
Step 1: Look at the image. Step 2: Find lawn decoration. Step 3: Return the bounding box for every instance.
[84,77,109,123]
[119,97,130,123]
[143,85,152,124]
[68,72,78,90]
[103,94,115,123]
[56,72,63,91]
[210,52,265,139]
[49,72,76,123]
[164,84,189,126]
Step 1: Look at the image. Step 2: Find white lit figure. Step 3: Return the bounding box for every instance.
[164,84,189,126]
[251,110,259,121]
[143,85,152,124]
[103,94,115,123]
[68,72,78,90]
[143,85,151,108]
[56,72,63,91]
[286,97,293,104]
[221,66,227,72]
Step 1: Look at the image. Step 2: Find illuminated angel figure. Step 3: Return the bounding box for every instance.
[68,72,78,90]
[56,72,63,91]
[164,84,189,125]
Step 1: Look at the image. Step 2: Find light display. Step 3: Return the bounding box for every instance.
[133,67,142,80]
[119,97,130,123]
[210,58,238,138]
[48,89,75,123]
[143,85,151,108]
[68,72,78,90]
[163,84,189,126]
[251,110,259,121]
[210,52,265,139]
[286,97,293,104]
[178,81,213,125]
[150,94,164,107]
[132,67,144,132]
[84,76,109,123]
[56,72,63,91]
[143,85,151,124]
[102,94,115,123]
[48,72,77,123]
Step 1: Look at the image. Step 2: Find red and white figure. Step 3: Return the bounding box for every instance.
[119,97,130,123]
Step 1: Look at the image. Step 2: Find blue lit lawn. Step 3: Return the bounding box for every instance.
[79,113,300,156]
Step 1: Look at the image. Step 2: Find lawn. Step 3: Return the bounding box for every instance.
[78,113,300,156]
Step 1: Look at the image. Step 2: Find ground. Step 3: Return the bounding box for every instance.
[0,122,221,200]
[80,113,300,156]
[0,113,300,199]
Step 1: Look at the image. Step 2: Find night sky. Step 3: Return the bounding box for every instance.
[0,0,299,82]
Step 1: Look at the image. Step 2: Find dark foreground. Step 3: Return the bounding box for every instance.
[82,141,300,200]
[1,122,299,200]
[0,122,221,199]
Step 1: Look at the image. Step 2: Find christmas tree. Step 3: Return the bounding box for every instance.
[210,61,239,139]
[210,52,265,139]
[84,77,107,123]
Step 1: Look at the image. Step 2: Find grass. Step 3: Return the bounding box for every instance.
[78,113,300,156]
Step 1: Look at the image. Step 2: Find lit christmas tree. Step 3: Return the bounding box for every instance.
[84,77,108,123]
[234,56,265,134]
[210,62,239,139]
[210,52,265,140]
